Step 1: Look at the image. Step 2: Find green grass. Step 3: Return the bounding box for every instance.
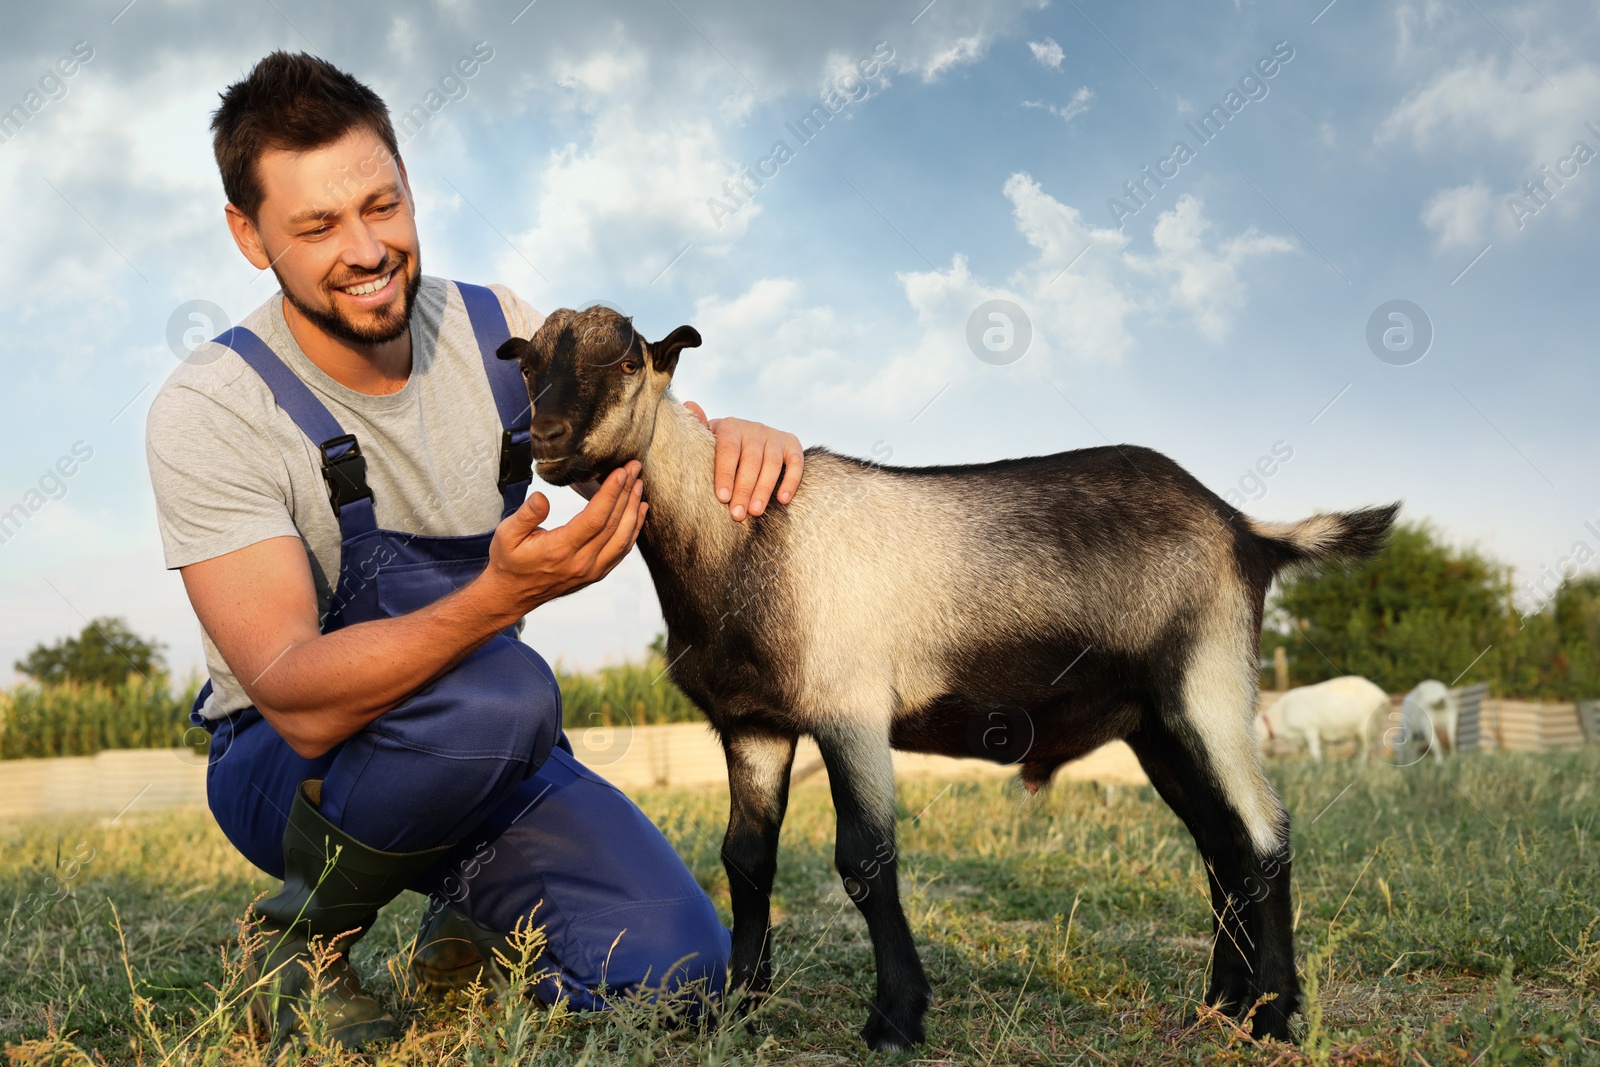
[3,751,1598,1065]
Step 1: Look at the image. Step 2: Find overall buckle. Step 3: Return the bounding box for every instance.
[320,434,373,510]
[499,427,533,489]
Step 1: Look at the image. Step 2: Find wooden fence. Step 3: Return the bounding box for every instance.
[0,725,1148,822]
[6,691,1595,822]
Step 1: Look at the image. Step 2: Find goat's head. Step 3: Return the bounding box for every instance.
[496,305,700,485]
[1407,679,1456,716]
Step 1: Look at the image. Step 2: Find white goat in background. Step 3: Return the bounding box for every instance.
[1256,676,1390,760]
[1398,680,1459,762]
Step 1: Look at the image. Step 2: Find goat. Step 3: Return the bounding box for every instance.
[1255,676,1390,760]
[1398,680,1459,762]
[496,306,1401,1050]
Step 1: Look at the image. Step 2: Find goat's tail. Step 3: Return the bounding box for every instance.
[1244,502,1401,574]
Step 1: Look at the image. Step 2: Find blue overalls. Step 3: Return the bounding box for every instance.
[190,280,730,1008]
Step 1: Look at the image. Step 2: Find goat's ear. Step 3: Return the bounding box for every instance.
[496,337,533,362]
[649,325,701,375]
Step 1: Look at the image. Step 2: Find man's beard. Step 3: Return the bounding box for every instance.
[277,254,422,346]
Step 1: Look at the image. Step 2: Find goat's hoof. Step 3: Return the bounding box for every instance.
[738,1005,772,1038]
[859,1000,926,1051]
[724,983,773,1036]
[729,983,769,1014]
[1250,1004,1296,1044]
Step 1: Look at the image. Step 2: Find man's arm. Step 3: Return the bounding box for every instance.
[182,463,646,759]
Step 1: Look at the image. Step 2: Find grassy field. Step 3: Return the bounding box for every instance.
[2,749,1598,1065]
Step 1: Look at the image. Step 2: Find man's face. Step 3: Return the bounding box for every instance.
[246,127,422,346]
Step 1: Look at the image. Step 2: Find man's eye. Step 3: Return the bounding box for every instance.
[302,226,330,238]
[371,202,399,215]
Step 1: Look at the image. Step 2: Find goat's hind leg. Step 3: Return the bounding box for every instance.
[720,726,798,1009]
[814,719,932,1051]
[1127,693,1299,1041]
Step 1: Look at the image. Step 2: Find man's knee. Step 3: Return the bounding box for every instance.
[376,665,561,765]
[320,690,562,852]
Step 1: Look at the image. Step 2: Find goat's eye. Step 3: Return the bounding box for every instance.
[620,359,640,375]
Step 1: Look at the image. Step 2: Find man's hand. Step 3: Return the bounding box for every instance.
[682,402,804,521]
[476,461,647,620]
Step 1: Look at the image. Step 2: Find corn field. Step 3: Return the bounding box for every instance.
[0,676,203,760]
[0,658,699,760]
[552,654,703,729]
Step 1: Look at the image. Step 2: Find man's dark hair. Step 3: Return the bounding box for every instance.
[211,52,399,220]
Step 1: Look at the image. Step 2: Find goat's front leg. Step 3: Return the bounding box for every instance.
[720,726,798,1004]
[814,720,931,1051]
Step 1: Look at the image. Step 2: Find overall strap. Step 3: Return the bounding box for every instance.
[210,326,379,540]
[456,281,533,517]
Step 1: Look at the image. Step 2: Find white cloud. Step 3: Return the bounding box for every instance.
[1378,54,1600,246]
[920,35,989,81]
[1376,56,1598,159]
[1420,182,1493,249]
[0,56,233,303]
[1394,0,1451,65]
[1028,37,1065,70]
[685,177,1289,417]
[690,279,860,401]
[1124,195,1294,341]
[1023,86,1094,123]
[492,40,754,297]
[481,6,1033,297]
[496,110,742,299]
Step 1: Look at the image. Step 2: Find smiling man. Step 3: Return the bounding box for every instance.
[144,52,803,1050]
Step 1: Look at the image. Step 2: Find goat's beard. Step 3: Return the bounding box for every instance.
[276,254,421,346]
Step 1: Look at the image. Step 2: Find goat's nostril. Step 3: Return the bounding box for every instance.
[530,417,570,445]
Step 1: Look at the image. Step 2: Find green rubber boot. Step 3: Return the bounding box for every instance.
[247,780,450,1052]
[411,898,513,995]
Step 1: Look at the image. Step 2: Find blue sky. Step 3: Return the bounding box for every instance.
[0,0,1596,682]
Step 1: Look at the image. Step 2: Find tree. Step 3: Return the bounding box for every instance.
[15,617,166,688]
[1261,521,1600,699]
[1547,575,1600,699]
[1263,521,1516,693]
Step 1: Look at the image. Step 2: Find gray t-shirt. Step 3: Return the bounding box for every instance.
[146,276,542,720]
